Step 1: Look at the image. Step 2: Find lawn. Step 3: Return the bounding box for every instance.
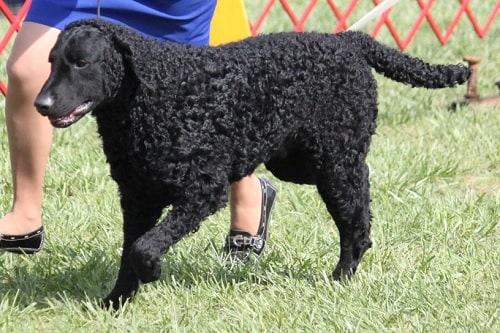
[0,1,499,332]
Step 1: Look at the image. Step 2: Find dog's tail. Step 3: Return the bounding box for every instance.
[341,31,471,88]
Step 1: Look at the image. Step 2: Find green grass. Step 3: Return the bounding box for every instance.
[1,2,499,332]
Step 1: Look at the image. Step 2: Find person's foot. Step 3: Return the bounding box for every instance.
[223,177,277,263]
[0,211,44,254]
[0,211,42,235]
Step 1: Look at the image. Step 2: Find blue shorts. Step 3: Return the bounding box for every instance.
[25,0,217,45]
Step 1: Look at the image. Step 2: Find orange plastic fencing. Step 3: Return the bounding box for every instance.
[0,0,31,95]
[0,0,498,96]
[250,0,499,49]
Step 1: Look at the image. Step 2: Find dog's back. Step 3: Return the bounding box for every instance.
[210,30,470,90]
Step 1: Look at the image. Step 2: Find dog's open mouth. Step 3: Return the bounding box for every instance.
[49,101,93,128]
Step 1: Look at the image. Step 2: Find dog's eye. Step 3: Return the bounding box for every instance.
[74,59,89,69]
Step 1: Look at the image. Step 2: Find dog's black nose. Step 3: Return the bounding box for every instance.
[34,94,54,115]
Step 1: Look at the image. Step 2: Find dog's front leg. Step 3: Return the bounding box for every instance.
[129,184,229,284]
[103,196,164,310]
[128,208,196,284]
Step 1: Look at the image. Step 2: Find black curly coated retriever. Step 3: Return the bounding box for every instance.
[34,19,470,308]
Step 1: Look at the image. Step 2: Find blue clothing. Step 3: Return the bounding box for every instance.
[25,0,217,45]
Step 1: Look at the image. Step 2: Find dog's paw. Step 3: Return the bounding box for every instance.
[129,241,162,283]
[101,279,139,310]
[331,265,356,281]
[101,294,130,311]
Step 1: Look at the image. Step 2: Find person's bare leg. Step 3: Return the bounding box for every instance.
[229,175,262,235]
[0,23,60,236]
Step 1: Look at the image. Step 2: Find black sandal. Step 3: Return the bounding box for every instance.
[223,177,277,262]
[0,226,44,254]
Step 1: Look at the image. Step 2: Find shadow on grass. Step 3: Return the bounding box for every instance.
[0,246,119,309]
[0,239,341,310]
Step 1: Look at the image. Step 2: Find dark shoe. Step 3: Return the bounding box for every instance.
[223,177,277,263]
[0,226,44,254]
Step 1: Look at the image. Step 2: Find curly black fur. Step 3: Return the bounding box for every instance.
[34,19,470,308]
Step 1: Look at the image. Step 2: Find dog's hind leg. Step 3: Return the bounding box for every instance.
[103,195,164,309]
[316,157,372,280]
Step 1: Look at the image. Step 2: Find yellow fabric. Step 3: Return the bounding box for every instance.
[209,0,251,46]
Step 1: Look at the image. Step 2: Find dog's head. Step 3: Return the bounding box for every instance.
[35,19,136,128]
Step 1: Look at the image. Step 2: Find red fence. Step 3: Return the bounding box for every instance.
[250,0,499,49]
[0,0,30,95]
[0,0,499,96]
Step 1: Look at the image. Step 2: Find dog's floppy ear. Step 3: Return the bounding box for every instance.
[66,19,145,81]
[96,19,159,90]
[99,21,142,60]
